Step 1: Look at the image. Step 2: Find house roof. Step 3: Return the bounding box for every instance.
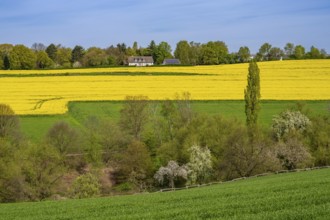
[163,59,181,65]
[128,56,154,63]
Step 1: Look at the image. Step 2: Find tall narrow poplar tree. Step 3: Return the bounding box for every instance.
[244,61,261,139]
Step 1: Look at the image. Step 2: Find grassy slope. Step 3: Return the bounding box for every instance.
[1,168,330,220]
[20,100,329,141]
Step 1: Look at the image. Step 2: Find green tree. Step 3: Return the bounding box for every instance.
[174,40,191,65]
[0,44,13,69]
[119,95,149,140]
[294,45,305,59]
[9,45,36,69]
[284,43,294,58]
[56,47,72,68]
[156,41,172,64]
[45,121,80,155]
[120,140,153,189]
[268,47,284,60]
[201,41,229,64]
[0,104,20,139]
[257,43,272,61]
[308,46,321,59]
[244,61,261,140]
[35,51,54,69]
[83,47,108,67]
[71,45,85,64]
[21,143,64,200]
[45,44,57,61]
[238,46,251,63]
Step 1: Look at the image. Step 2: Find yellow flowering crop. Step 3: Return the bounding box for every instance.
[0,60,329,115]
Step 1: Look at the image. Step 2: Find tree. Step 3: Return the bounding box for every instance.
[31,43,46,51]
[35,51,54,69]
[200,41,229,64]
[308,46,321,59]
[83,47,108,67]
[174,40,191,65]
[268,47,284,60]
[219,126,278,179]
[21,143,64,200]
[56,47,72,68]
[187,145,212,184]
[275,137,312,170]
[257,43,272,61]
[0,44,13,69]
[45,44,57,61]
[119,95,149,140]
[284,43,294,58]
[189,41,202,65]
[120,140,153,189]
[0,104,20,139]
[9,45,36,69]
[272,110,311,141]
[237,46,251,63]
[244,61,261,140]
[154,161,189,188]
[71,45,85,64]
[45,121,80,155]
[294,45,305,59]
[156,41,172,64]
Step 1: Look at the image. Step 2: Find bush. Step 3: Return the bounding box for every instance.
[272,110,311,140]
[71,173,101,199]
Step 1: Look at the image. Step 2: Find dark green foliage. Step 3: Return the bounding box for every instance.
[71,45,85,63]
[244,61,261,137]
[35,51,54,69]
[3,55,10,69]
[46,44,57,61]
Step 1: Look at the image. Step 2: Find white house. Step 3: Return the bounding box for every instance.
[128,56,154,66]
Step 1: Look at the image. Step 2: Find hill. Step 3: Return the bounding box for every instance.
[1,168,329,219]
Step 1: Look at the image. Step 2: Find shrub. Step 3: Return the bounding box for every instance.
[272,110,311,140]
[71,173,100,199]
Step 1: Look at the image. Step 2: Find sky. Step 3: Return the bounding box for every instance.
[0,0,330,53]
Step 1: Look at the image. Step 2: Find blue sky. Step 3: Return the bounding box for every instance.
[0,0,330,53]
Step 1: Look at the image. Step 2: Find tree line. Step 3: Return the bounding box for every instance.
[0,41,328,70]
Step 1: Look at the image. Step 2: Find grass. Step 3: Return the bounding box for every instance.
[1,168,329,219]
[20,100,330,141]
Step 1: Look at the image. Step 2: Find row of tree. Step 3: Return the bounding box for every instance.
[0,41,328,70]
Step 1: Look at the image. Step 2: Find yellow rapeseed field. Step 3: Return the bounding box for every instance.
[0,60,329,115]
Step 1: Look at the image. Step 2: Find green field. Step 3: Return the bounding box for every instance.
[1,168,329,219]
[20,100,329,141]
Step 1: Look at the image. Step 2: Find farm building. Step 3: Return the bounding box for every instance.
[128,56,154,66]
[163,59,181,65]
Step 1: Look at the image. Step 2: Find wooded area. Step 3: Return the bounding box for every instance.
[0,41,328,70]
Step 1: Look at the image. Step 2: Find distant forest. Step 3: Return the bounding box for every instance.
[0,41,329,70]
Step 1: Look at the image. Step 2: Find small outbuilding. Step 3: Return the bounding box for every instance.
[162,59,181,65]
[128,56,154,66]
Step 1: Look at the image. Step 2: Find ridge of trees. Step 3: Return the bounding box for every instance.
[0,41,328,70]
